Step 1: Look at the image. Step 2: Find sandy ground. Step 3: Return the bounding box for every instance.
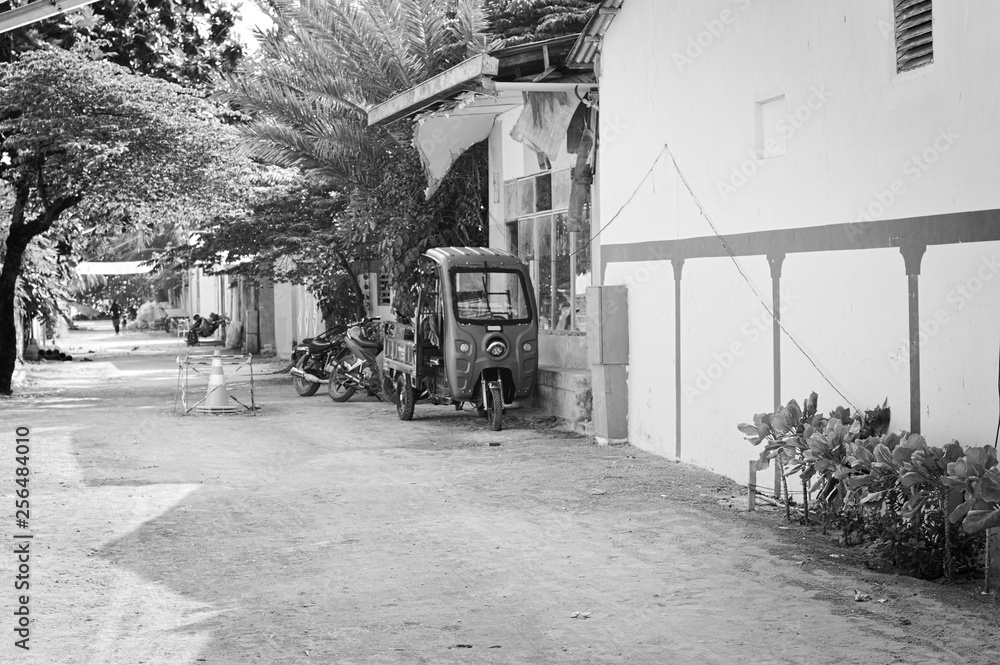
[1,321,999,664]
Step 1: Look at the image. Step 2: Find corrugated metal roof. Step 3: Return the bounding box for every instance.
[565,0,626,70]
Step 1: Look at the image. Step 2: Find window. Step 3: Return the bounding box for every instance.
[377,272,391,306]
[756,96,786,158]
[895,0,933,72]
[504,169,590,333]
[452,269,531,324]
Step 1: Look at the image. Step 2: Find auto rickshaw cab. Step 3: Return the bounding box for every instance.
[383,247,539,430]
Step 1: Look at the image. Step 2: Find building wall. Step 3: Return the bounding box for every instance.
[599,0,1000,485]
[273,281,324,357]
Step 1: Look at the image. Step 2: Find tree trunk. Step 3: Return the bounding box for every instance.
[334,249,368,320]
[0,185,79,394]
[0,228,31,394]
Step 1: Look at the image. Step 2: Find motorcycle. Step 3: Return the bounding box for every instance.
[185,313,229,346]
[288,325,346,397]
[326,318,385,403]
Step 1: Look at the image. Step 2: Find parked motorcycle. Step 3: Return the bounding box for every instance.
[289,325,346,397]
[185,313,229,346]
[326,318,385,402]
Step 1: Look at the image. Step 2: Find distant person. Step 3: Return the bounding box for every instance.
[110,301,122,335]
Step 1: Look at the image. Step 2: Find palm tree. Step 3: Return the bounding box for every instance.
[484,0,601,47]
[216,0,485,190]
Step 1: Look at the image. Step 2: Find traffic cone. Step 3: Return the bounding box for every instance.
[197,350,237,413]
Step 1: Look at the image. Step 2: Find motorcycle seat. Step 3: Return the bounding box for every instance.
[308,339,332,354]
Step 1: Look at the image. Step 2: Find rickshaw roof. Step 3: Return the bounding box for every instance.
[424,247,526,271]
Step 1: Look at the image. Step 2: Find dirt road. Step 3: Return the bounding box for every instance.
[2,324,998,664]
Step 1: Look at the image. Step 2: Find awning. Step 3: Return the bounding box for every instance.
[75,261,154,275]
[413,90,523,197]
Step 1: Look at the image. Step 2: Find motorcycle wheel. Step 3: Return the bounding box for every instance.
[486,382,504,431]
[328,353,358,403]
[396,374,415,421]
[292,356,320,397]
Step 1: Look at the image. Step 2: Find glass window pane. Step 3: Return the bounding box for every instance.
[506,222,519,255]
[518,178,535,217]
[452,270,531,323]
[574,228,591,333]
[504,181,518,221]
[554,213,572,330]
[537,215,552,331]
[517,218,534,261]
[535,172,552,212]
[552,169,571,210]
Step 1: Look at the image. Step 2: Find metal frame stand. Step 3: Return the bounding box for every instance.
[174,353,257,415]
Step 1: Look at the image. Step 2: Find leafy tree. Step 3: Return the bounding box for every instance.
[0,0,244,85]
[0,47,246,393]
[484,0,601,47]
[168,167,374,323]
[214,0,489,312]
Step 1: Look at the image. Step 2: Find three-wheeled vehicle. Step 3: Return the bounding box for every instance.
[383,247,539,431]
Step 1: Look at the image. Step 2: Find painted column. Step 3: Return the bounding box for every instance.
[672,258,684,458]
[768,252,785,495]
[768,253,785,411]
[900,242,927,433]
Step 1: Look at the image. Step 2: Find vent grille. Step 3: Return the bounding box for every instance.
[895,0,933,72]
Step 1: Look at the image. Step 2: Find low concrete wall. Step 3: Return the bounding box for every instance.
[532,366,592,433]
[539,332,588,369]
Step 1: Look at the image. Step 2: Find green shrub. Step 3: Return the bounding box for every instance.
[739,394,994,581]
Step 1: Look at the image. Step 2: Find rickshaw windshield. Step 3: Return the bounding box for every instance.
[451,268,532,324]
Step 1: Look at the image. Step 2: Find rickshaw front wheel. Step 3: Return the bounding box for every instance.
[486,382,504,431]
[396,374,415,421]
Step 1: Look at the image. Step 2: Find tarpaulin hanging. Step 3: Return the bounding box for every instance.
[509,91,582,162]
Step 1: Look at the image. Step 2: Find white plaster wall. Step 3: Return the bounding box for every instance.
[920,241,1000,445]
[678,257,774,484]
[597,0,1000,485]
[273,281,295,355]
[599,0,1000,243]
[780,249,910,430]
[605,260,676,459]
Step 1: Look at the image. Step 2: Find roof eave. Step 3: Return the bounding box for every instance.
[565,0,626,70]
[367,54,500,127]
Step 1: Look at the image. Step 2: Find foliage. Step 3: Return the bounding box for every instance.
[739,395,996,581]
[162,166,371,323]
[0,47,247,393]
[218,0,484,187]
[0,0,244,85]
[345,142,489,316]
[484,0,602,47]
[215,0,490,312]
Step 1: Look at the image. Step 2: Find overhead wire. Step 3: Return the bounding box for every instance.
[663,143,859,412]
[558,138,859,412]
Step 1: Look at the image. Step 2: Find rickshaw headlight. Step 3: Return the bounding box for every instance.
[487,340,507,358]
[458,342,471,354]
[522,342,533,353]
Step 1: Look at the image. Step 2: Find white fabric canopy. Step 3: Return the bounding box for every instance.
[412,91,522,198]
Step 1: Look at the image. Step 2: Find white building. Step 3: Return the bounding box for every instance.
[591,0,1000,486]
